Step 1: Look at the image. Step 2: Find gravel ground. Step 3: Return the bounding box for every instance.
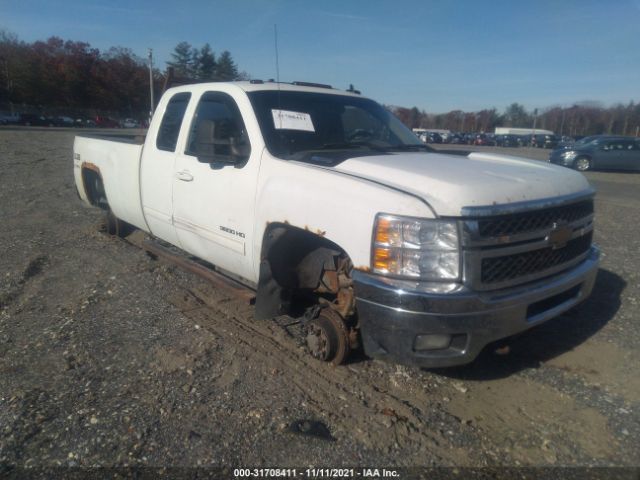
[0,129,638,473]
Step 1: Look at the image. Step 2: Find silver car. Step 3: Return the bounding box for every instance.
[549,136,640,171]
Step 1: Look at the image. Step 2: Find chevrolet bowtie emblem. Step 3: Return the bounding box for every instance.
[547,222,572,249]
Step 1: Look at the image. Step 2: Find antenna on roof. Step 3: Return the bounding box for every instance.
[274,24,280,86]
[274,24,282,131]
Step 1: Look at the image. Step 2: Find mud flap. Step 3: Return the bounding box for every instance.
[254,259,291,320]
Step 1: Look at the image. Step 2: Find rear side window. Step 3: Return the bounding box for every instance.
[156,92,191,152]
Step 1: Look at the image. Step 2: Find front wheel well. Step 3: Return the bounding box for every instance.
[254,223,355,321]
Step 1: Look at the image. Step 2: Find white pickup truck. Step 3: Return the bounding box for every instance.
[73,81,599,367]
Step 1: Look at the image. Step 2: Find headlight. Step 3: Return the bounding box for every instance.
[561,151,577,160]
[372,214,460,281]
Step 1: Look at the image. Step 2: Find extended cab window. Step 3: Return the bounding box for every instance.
[185,92,250,162]
[156,92,191,152]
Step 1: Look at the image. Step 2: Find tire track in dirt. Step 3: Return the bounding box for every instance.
[163,277,479,466]
[0,255,48,309]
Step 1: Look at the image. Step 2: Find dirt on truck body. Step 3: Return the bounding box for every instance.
[0,129,639,474]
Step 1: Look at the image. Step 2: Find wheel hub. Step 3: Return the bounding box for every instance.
[576,158,590,171]
[305,308,351,365]
[306,323,330,360]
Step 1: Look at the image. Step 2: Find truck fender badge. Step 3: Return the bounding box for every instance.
[219,225,245,238]
[547,222,572,250]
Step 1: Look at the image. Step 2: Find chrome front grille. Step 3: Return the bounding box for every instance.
[480,231,592,285]
[461,195,595,291]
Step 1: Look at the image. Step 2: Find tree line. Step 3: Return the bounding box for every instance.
[390,101,640,137]
[1,29,637,136]
[0,31,246,118]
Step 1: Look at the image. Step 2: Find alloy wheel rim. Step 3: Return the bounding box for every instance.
[576,158,590,171]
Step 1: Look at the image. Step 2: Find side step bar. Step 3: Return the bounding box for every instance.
[127,232,256,304]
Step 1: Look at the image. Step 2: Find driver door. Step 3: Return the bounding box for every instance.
[172,91,259,283]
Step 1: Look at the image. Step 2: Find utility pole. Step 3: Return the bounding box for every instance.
[531,108,538,147]
[148,48,155,124]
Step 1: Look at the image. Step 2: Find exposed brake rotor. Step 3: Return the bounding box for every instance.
[305,308,350,365]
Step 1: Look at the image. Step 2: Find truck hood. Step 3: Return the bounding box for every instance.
[332,151,592,217]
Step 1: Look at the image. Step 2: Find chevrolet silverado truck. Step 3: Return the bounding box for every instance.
[73,81,599,367]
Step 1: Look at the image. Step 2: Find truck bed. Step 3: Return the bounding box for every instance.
[75,132,146,145]
[73,134,149,232]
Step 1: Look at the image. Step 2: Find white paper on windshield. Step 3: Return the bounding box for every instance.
[271,109,315,132]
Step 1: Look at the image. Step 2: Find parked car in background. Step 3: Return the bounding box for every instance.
[556,136,576,149]
[95,116,120,128]
[495,134,520,147]
[518,134,532,147]
[549,136,640,171]
[19,113,53,126]
[0,112,20,125]
[464,132,476,145]
[121,118,140,128]
[420,132,443,144]
[53,116,75,127]
[473,133,495,146]
[74,117,97,128]
[448,133,466,144]
[533,134,560,149]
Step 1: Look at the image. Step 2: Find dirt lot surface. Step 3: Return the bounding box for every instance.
[0,130,639,472]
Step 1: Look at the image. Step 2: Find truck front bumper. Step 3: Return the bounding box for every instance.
[353,246,600,368]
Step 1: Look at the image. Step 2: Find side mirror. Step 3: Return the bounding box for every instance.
[191,119,250,165]
[196,136,250,166]
[228,136,250,162]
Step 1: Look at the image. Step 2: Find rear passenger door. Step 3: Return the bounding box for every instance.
[140,91,191,246]
[594,140,624,170]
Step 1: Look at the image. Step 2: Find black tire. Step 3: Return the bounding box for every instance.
[573,156,591,172]
[306,309,350,365]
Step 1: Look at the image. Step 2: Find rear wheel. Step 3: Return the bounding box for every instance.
[574,157,591,172]
[306,308,350,365]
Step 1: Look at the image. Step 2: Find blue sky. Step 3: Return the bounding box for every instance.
[1,0,639,112]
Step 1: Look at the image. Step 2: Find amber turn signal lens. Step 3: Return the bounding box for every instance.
[373,247,390,270]
[374,217,391,244]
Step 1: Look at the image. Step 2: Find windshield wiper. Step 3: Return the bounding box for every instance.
[319,142,364,150]
[383,144,430,151]
[318,141,388,152]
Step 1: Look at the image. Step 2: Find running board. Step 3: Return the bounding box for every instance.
[128,232,256,304]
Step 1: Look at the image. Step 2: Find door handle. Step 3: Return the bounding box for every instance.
[175,170,194,182]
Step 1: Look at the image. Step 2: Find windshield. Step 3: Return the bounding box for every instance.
[247,90,430,164]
